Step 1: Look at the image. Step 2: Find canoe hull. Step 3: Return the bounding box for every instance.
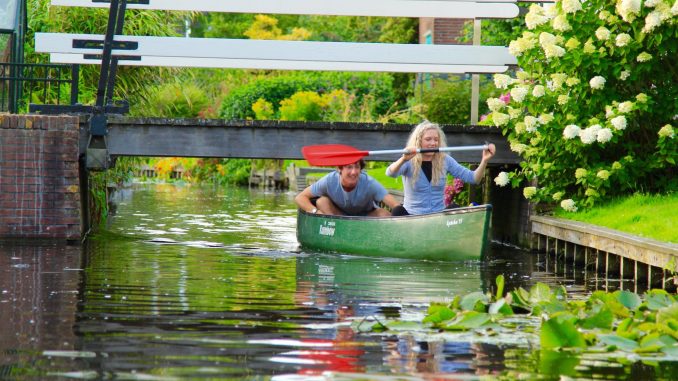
[296,205,492,261]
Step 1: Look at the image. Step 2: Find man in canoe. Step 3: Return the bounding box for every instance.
[386,121,496,215]
[295,159,401,216]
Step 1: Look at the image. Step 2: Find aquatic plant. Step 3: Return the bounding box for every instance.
[355,275,678,357]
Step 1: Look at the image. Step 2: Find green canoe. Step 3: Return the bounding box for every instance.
[296,204,492,261]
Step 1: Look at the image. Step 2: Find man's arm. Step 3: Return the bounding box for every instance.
[294,187,318,213]
[381,193,402,210]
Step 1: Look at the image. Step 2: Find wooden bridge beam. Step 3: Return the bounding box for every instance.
[76,117,520,164]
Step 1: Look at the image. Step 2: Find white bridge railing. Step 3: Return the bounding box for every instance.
[36,0,520,74]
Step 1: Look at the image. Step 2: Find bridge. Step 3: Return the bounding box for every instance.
[81,116,519,164]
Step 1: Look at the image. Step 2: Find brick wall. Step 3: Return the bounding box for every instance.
[433,19,471,45]
[0,114,82,241]
[419,17,471,45]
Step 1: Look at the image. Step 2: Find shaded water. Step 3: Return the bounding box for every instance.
[1,183,676,380]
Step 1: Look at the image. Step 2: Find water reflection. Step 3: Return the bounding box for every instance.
[1,183,675,380]
[0,242,82,377]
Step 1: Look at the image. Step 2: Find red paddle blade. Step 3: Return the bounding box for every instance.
[301,144,369,166]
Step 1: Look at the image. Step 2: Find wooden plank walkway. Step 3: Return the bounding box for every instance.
[531,215,678,290]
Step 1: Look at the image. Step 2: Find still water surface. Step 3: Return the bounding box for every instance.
[1,183,675,380]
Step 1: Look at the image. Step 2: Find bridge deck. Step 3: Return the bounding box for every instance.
[79,117,520,164]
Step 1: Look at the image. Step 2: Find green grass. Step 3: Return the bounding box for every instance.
[366,167,404,191]
[554,193,678,243]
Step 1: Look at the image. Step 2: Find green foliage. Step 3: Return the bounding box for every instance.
[296,15,415,43]
[252,98,275,120]
[88,157,140,226]
[489,0,678,211]
[220,71,395,120]
[278,91,325,121]
[541,315,587,349]
[420,76,501,124]
[215,159,252,186]
[356,278,678,359]
[458,6,528,46]
[135,81,209,118]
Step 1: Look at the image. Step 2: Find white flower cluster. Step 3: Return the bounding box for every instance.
[552,15,572,31]
[532,85,546,97]
[615,33,632,47]
[510,87,529,103]
[487,98,506,112]
[637,52,653,62]
[524,116,539,133]
[589,76,606,90]
[510,142,528,154]
[494,74,514,89]
[611,115,627,130]
[492,112,510,127]
[579,124,605,144]
[643,1,673,33]
[616,0,641,22]
[549,73,568,91]
[525,4,551,29]
[562,0,583,13]
[557,94,570,105]
[563,124,580,139]
[659,124,675,138]
[508,32,537,57]
[494,172,510,187]
[597,128,613,143]
[539,32,566,59]
[595,27,611,41]
[597,170,611,180]
[618,101,634,113]
[539,113,554,125]
[560,199,578,212]
[523,186,537,199]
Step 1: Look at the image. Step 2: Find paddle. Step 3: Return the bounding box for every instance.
[302,143,489,166]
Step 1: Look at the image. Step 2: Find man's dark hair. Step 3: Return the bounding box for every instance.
[338,159,366,170]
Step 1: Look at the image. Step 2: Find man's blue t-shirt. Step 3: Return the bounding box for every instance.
[310,171,388,216]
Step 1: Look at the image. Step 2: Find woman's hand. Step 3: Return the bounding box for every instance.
[482,143,496,163]
[401,146,417,161]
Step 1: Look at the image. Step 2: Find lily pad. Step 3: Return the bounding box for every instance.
[598,334,640,352]
[541,316,587,349]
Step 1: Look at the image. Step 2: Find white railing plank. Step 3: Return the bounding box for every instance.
[36,33,517,67]
[50,53,509,73]
[51,0,520,19]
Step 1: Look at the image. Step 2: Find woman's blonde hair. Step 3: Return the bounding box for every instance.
[406,121,448,185]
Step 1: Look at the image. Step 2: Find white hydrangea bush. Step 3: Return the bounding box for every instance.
[490,0,677,211]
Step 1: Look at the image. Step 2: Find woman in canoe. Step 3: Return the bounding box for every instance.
[386,121,496,216]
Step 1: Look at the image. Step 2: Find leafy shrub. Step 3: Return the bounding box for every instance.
[137,82,209,118]
[219,72,395,120]
[279,91,325,121]
[252,98,275,120]
[420,77,501,124]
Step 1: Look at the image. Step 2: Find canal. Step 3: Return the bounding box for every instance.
[1,183,675,380]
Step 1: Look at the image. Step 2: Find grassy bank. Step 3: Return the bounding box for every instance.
[554,193,678,244]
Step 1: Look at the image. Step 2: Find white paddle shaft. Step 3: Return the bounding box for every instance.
[367,145,488,156]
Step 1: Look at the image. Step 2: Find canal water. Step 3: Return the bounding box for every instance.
[1,183,676,380]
